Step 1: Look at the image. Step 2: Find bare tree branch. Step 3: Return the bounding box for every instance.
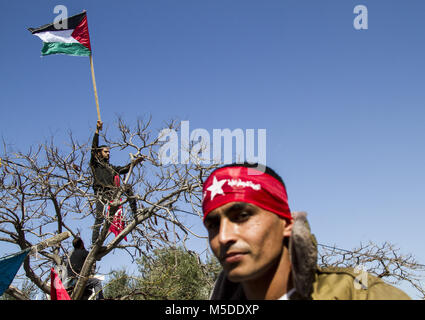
[318,241,425,299]
[0,117,217,300]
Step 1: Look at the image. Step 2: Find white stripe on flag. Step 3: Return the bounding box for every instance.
[34,30,79,44]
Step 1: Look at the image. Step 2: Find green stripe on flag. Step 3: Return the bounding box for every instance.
[41,42,91,56]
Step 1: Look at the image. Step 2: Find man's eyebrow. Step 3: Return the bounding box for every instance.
[227,202,251,211]
[205,202,255,225]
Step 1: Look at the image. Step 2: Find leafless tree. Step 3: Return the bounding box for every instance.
[2,117,423,300]
[0,116,216,300]
[318,241,425,299]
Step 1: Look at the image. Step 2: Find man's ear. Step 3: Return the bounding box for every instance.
[283,218,293,238]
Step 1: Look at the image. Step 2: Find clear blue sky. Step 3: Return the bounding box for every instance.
[1,0,424,299]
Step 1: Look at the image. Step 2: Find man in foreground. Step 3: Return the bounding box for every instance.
[202,163,410,300]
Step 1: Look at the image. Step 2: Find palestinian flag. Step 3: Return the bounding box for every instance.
[28,11,91,56]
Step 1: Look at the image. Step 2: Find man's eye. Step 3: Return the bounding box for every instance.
[235,211,251,221]
[205,219,219,231]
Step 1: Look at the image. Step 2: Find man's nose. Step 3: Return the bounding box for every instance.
[218,218,238,246]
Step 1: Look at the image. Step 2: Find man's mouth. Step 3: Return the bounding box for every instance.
[221,252,247,264]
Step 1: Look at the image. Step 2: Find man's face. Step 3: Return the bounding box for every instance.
[204,202,292,283]
[98,147,110,161]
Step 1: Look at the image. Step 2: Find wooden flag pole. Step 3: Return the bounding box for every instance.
[89,54,101,122]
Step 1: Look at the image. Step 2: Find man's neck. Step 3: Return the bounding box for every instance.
[98,157,109,164]
[241,248,293,300]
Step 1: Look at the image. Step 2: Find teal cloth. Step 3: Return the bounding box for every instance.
[0,248,30,295]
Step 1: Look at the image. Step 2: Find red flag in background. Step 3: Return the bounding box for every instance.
[108,175,127,241]
[108,204,127,241]
[114,175,121,188]
[50,268,71,300]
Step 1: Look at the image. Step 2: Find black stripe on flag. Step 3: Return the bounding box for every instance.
[28,11,86,34]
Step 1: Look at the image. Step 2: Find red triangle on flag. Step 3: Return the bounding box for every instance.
[71,15,91,50]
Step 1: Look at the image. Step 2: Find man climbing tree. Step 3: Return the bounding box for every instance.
[90,120,144,245]
[64,237,104,299]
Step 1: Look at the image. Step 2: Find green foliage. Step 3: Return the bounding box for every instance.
[103,246,221,300]
[103,269,137,299]
[0,279,39,300]
[138,247,213,299]
[0,292,15,300]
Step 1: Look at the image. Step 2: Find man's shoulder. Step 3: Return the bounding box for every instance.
[316,266,360,279]
[311,266,411,300]
[71,248,89,258]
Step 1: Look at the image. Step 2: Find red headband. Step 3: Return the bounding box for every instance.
[202,166,292,221]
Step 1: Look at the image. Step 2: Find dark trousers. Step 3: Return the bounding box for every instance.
[65,277,105,300]
[91,185,137,245]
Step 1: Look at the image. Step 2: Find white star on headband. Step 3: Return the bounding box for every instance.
[207,177,227,201]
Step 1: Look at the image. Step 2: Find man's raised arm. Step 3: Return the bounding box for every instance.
[113,156,145,175]
[90,120,103,164]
